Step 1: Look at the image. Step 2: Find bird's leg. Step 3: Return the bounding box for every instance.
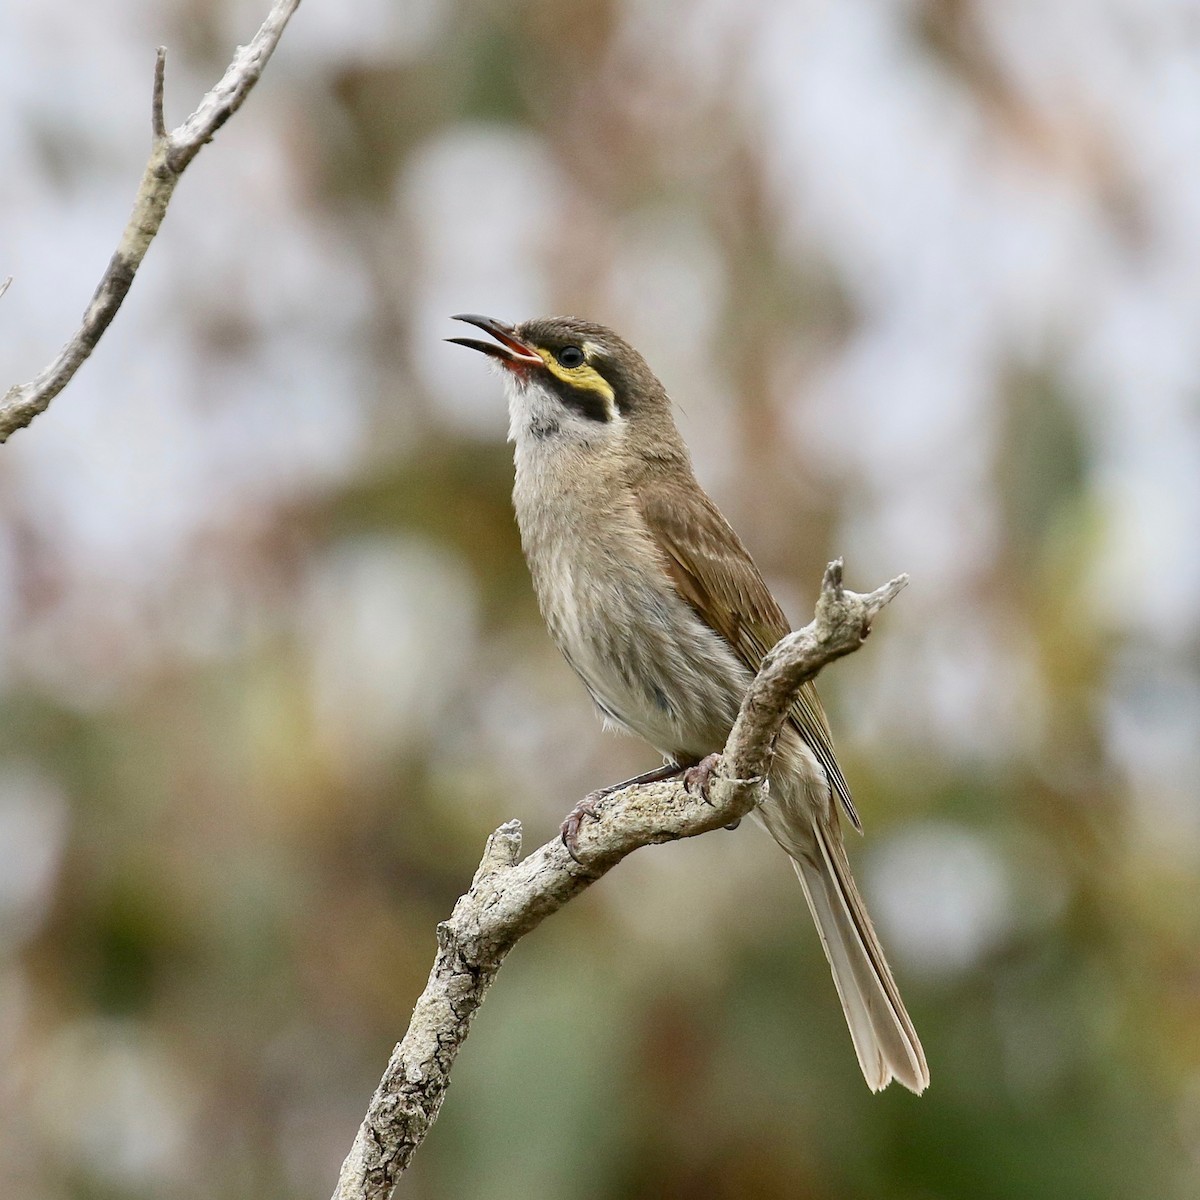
[561,761,685,861]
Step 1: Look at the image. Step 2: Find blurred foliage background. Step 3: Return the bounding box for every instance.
[3,0,1200,1196]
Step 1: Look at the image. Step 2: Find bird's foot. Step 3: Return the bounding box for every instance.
[682,753,722,804]
[560,761,687,862]
[683,754,739,826]
[561,790,605,863]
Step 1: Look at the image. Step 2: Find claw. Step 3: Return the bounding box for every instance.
[560,791,605,863]
[682,753,722,804]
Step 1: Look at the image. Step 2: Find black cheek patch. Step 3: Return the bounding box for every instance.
[544,374,612,423]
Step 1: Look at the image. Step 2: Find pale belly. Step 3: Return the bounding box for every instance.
[528,541,753,762]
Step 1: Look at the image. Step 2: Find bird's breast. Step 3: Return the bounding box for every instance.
[512,451,751,760]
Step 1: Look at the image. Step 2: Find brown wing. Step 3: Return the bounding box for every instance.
[637,476,862,832]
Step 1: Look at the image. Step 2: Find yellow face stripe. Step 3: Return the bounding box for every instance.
[535,347,617,416]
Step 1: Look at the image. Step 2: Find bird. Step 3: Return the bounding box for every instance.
[448,313,928,1094]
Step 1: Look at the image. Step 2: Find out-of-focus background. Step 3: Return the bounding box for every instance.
[3,1,1199,1196]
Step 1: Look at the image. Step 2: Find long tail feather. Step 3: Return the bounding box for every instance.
[791,820,929,1094]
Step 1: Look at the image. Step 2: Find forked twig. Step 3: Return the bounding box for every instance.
[0,0,302,443]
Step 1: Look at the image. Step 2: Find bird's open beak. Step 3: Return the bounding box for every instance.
[447,314,543,368]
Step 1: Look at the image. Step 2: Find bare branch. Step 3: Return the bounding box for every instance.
[0,0,301,444]
[168,0,300,172]
[719,559,908,787]
[332,562,907,1200]
[152,47,167,139]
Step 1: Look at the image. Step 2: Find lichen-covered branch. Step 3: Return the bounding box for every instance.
[332,559,908,1200]
[0,0,301,443]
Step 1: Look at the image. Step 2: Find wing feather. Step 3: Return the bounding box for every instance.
[637,477,862,832]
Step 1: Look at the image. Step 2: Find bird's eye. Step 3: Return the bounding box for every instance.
[555,345,585,368]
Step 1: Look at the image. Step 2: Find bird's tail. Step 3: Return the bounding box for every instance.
[790,818,929,1094]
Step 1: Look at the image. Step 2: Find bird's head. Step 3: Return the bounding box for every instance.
[448,314,683,456]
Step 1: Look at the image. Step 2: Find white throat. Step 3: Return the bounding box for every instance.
[503,373,624,449]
